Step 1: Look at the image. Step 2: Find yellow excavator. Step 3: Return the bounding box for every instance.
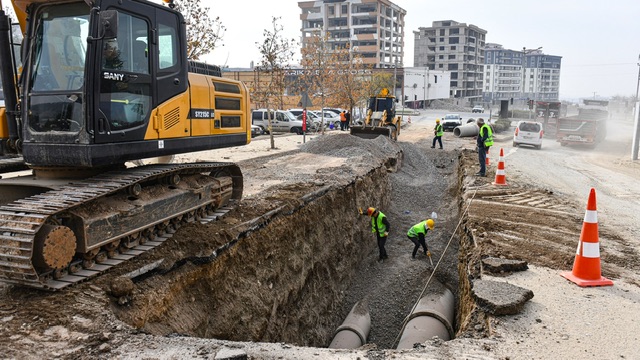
[350,88,401,140]
[0,0,251,289]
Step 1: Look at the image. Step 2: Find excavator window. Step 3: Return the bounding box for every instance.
[98,11,151,131]
[28,3,89,132]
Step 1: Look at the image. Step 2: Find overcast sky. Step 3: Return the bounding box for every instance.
[195,0,640,100]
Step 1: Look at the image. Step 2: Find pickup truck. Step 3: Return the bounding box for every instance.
[441,114,462,131]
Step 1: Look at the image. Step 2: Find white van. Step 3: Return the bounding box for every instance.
[513,121,544,149]
[251,109,312,135]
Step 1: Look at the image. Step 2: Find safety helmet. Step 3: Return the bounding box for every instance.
[426,219,435,230]
[367,207,376,216]
[435,119,440,123]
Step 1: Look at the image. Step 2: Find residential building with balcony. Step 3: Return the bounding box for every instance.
[298,0,406,68]
[414,20,486,104]
[483,44,562,105]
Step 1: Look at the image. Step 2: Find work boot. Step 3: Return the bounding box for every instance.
[475,171,486,177]
[430,146,435,148]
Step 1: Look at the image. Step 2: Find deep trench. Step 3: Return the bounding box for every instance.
[114,139,472,350]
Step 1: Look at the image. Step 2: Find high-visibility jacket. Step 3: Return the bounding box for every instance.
[340,112,347,122]
[479,123,494,147]
[407,221,429,238]
[435,124,444,137]
[371,211,388,237]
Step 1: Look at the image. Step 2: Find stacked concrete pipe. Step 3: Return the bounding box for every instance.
[453,122,479,137]
[328,300,371,349]
[396,287,455,349]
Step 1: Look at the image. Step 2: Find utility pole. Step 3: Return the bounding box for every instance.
[393,58,397,98]
[632,54,640,160]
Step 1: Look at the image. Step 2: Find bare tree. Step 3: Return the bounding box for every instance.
[174,0,226,60]
[298,33,344,134]
[331,44,368,123]
[253,17,296,149]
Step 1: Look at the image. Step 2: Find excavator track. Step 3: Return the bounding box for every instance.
[0,155,29,174]
[0,163,242,290]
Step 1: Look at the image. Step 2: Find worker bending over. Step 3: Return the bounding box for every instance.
[407,218,435,259]
[360,207,391,261]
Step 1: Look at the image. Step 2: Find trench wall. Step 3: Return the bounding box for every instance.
[123,165,392,347]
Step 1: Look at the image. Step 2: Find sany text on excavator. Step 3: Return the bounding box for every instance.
[0,0,252,289]
[350,88,401,140]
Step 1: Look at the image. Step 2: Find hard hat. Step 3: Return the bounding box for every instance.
[367,207,376,216]
[426,219,435,230]
[435,119,440,123]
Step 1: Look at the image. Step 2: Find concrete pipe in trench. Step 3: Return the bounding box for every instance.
[454,122,479,137]
[328,300,371,349]
[396,287,455,349]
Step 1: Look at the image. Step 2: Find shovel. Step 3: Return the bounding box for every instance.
[427,251,433,266]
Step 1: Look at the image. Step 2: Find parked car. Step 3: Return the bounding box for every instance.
[441,114,463,131]
[314,110,342,128]
[294,110,340,130]
[513,120,544,149]
[472,105,485,113]
[251,125,263,138]
[251,109,312,135]
[322,108,345,117]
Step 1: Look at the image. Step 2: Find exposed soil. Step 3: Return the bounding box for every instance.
[0,117,638,359]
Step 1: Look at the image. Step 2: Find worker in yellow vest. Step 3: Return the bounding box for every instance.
[476,118,493,177]
[407,218,435,259]
[431,119,444,149]
[360,207,391,261]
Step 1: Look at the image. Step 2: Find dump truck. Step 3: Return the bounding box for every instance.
[350,88,401,140]
[0,0,252,289]
[556,99,608,147]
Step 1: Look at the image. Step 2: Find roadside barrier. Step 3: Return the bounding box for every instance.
[561,188,613,287]
[491,148,507,186]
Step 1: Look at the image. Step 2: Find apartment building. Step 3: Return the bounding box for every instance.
[483,43,562,105]
[414,20,486,104]
[298,0,406,68]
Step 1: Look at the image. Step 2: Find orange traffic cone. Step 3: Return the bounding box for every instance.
[561,188,613,287]
[485,148,490,167]
[491,148,507,186]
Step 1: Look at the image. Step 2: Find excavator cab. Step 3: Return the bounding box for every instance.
[6,0,250,168]
[350,88,401,140]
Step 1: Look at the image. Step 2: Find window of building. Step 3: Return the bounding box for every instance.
[450,28,459,35]
[439,29,445,36]
[451,46,456,50]
[449,37,459,44]
[448,54,456,60]
[451,73,458,79]
[438,64,443,68]
[439,55,444,59]
[448,63,458,70]
[328,5,334,15]
[439,46,444,51]
[342,4,347,14]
